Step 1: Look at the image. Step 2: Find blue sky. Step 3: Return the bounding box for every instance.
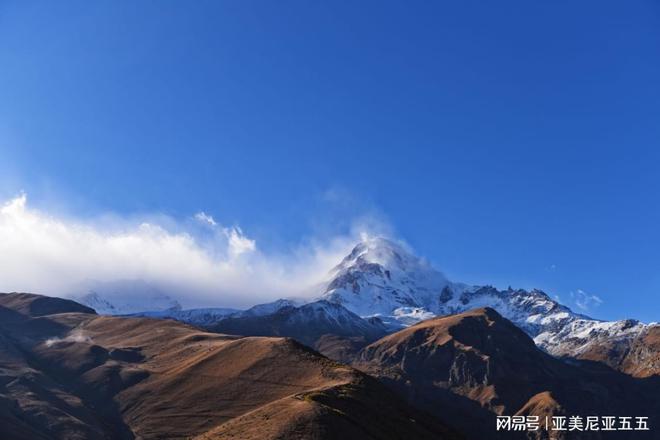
[1,1,659,320]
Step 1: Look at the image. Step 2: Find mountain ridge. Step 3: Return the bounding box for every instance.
[73,236,657,372]
[319,237,657,364]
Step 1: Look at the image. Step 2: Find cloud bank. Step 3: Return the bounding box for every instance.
[0,194,382,308]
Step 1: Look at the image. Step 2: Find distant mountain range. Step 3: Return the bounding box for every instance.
[75,279,182,315]
[76,236,658,373]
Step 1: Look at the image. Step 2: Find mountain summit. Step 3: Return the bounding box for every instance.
[321,237,460,319]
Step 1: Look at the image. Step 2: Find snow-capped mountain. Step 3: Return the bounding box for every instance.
[322,237,465,317]
[320,237,655,355]
[123,299,304,327]
[209,299,387,347]
[69,238,655,361]
[283,300,386,335]
[534,316,650,357]
[123,299,307,327]
[74,280,181,315]
[239,298,302,317]
[128,307,242,326]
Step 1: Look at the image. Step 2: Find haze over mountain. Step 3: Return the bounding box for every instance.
[0,194,361,309]
[74,280,182,315]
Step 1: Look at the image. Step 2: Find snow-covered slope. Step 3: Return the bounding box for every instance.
[123,299,303,327]
[320,237,653,355]
[284,300,386,335]
[535,317,651,356]
[128,307,242,326]
[239,298,302,317]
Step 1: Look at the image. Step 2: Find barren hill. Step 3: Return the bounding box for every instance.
[0,292,458,440]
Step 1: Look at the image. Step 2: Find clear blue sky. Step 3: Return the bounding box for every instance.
[1,1,659,321]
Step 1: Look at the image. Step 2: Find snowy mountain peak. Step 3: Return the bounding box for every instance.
[335,237,417,270]
[332,237,447,281]
[322,237,454,317]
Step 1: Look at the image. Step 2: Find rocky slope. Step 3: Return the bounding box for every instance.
[0,292,457,440]
[567,324,660,378]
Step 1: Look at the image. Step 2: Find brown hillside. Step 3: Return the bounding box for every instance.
[0,292,459,440]
[355,307,660,440]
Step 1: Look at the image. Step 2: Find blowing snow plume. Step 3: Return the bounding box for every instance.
[0,194,390,308]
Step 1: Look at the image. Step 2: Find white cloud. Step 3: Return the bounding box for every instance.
[194,211,217,226]
[223,226,256,257]
[0,194,373,308]
[571,289,603,312]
